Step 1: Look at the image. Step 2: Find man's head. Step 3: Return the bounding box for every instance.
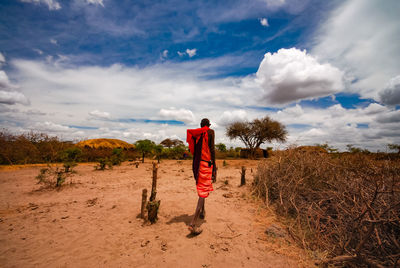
[200,118,211,127]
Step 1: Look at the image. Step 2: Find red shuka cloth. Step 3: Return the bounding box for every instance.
[186,126,214,198]
[186,126,209,154]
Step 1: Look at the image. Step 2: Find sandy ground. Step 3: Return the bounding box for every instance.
[0,159,313,267]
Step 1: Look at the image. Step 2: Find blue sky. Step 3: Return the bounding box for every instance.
[0,0,399,151]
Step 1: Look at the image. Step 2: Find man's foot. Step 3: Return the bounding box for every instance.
[188,225,203,235]
[199,210,206,219]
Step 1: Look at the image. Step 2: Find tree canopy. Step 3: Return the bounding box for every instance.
[160,138,184,148]
[226,116,287,158]
[135,139,156,162]
[216,143,227,152]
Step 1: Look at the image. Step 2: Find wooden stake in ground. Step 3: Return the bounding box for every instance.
[140,188,147,219]
[240,166,246,186]
[147,162,160,223]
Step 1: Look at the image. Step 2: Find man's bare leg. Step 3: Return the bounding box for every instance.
[189,197,205,234]
[199,200,205,219]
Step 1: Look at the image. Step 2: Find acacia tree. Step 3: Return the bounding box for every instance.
[226,116,287,158]
[135,139,156,163]
[160,138,184,148]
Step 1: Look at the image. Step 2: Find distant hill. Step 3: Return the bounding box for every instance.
[76,139,135,149]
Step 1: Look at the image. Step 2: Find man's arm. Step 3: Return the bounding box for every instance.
[208,129,217,181]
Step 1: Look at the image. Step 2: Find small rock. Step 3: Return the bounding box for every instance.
[210,244,214,249]
[221,247,229,251]
[141,240,150,247]
[111,205,117,209]
[161,241,167,251]
[223,193,233,198]
[61,216,69,219]
[86,198,98,207]
[28,203,39,210]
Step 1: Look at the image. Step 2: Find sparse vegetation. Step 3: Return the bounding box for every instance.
[253,147,400,267]
[388,143,400,154]
[61,147,82,172]
[110,148,124,166]
[35,165,72,188]
[346,144,370,154]
[95,158,113,170]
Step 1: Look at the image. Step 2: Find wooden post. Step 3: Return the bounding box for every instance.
[141,189,147,219]
[150,162,158,201]
[147,162,160,224]
[240,166,246,186]
[146,199,160,224]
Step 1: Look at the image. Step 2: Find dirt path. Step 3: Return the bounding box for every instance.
[0,160,312,267]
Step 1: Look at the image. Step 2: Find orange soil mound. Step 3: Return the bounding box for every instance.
[76,138,135,149]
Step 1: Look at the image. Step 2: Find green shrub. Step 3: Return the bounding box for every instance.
[35,165,70,188]
[95,158,113,170]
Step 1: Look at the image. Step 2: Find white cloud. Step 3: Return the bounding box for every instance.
[162,50,168,58]
[0,53,5,66]
[0,71,13,90]
[186,48,197,58]
[218,110,248,126]
[20,0,61,10]
[376,110,400,124]
[5,57,259,142]
[271,102,400,151]
[0,70,29,105]
[159,108,195,124]
[50,38,58,45]
[256,48,344,104]
[312,0,400,101]
[4,55,399,151]
[178,49,197,58]
[33,49,44,55]
[30,121,70,132]
[259,18,269,27]
[89,109,111,119]
[86,0,104,7]
[379,75,400,106]
[0,90,29,105]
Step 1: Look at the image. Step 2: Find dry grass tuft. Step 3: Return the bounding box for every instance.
[253,148,400,267]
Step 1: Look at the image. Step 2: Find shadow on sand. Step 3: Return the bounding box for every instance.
[166,213,207,238]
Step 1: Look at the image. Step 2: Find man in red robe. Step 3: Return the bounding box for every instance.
[186,118,216,235]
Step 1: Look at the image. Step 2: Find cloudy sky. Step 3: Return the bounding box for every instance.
[0,0,399,151]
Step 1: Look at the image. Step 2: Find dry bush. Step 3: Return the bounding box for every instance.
[35,165,71,188]
[253,148,400,267]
